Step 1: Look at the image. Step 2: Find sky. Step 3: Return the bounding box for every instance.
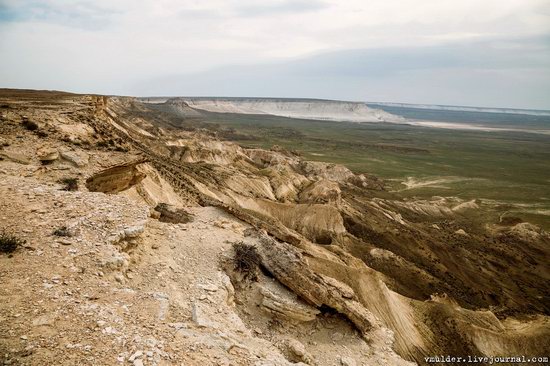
[0,0,549,109]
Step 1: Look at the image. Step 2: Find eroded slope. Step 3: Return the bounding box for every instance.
[1,89,549,365]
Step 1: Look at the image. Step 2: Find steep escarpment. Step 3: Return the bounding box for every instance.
[1,89,548,366]
[164,97,405,123]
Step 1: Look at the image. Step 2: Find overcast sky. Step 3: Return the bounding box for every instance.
[1,0,549,109]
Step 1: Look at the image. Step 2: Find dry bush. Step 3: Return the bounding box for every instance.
[232,242,261,282]
[59,178,78,191]
[53,226,71,237]
[0,232,25,254]
[21,120,38,131]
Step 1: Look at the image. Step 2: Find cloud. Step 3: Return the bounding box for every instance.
[0,0,121,29]
[132,37,550,109]
[234,0,328,17]
[0,0,549,108]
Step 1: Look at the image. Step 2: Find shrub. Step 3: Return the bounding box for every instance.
[0,232,25,254]
[232,242,261,281]
[35,130,49,138]
[53,226,71,237]
[59,177,78,191]
[21,120,39,131]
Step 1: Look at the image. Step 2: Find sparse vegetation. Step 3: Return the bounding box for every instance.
[232,242,261,282]
[53,226,71,237]
[188,108,550,230]
[267,317,283,329]
[21,119,39,131]
[35,130,49,138]
[0,231,25,254]
[59,177,78,191]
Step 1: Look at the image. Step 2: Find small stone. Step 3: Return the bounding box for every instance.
[114,274,124,283]
[129,350,143,362]
[286,339,313,364]
[37,148,59,163]
[20,335,28,340]
[455,229,468,236]
[124,225,145,238]
[340,356,357,366]
[198,284,218,292]
[32,314,55,327]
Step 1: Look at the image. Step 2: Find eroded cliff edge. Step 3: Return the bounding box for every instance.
[0,89,548,366]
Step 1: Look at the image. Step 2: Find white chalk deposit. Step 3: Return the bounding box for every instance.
[172,98,404,123]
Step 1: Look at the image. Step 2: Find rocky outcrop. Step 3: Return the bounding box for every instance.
[2,90,549,366]
[256,235,380,336]
[299,179,341,204]
[154,203,193,224]
[86,160,147,194]
[299,161,355,183]
[258,281,320,322]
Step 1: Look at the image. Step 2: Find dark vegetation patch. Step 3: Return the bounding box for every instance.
[35,130,48,138]
[0,232,25,254]
[314,233,333,245]
[21,119,39,131]
[58,177,78,191]
[232,242,261,282]
[499,216,524,226]
[52,226,71,237]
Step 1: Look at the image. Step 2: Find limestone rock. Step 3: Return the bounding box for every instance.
[454,229,468,236]
[299,179,341,204]
[286,339,314,364]
[191,302,218,329]
[59,149,89,167]
[340,356,357,366]
[37,147,59,163]
[256,235,379,336]
[258,281,320,322]
[86,160,146,193]
[0,151,31,165]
